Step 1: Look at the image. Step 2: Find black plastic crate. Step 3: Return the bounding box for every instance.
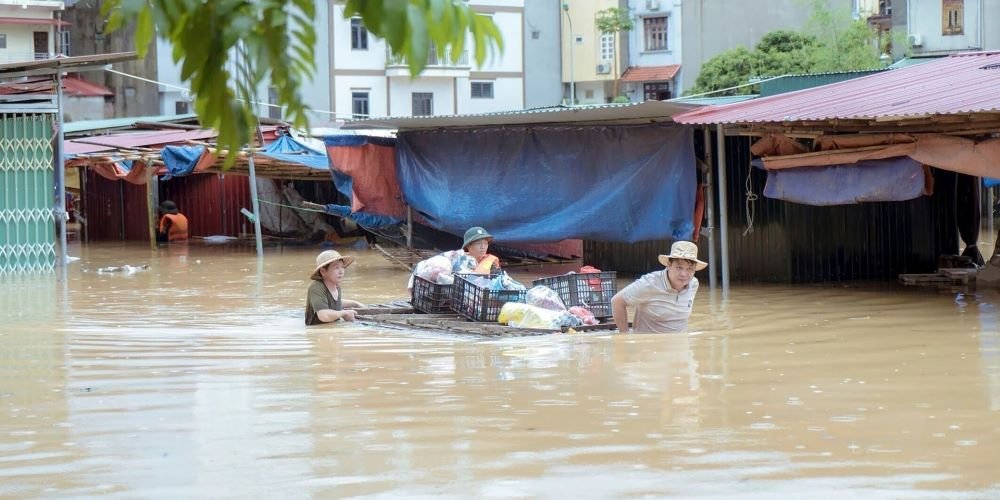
[411,275,453,314]
[532,271,617,318]
[450,273,527,322]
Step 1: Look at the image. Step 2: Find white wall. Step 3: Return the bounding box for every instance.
[331,3,388,70]
[455,76,523,113]
[626,0,684,92]
[474,10,523,72]
[387,78,453,116]
[907,0,984,53]
[334,75,388,118]
[0,5,60,62]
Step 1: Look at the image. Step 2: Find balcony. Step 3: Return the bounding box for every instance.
[385,46,471,78]
[0,52,62,64]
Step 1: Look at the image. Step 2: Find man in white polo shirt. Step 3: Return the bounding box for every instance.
[611,241,707,333]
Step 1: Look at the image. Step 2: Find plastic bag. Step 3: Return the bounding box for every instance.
[526,285,566,311]
[568,306,598,326]
[452,254,477,274]
[489,271,525,291]
[414,255,453,283]
[499,303,572,329]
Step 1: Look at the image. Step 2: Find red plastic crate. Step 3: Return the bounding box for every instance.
[411,275,453,314]
[450,273,527,322]
[532,271,617,318]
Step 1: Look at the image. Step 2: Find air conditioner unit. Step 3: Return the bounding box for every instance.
[596,62,611,74]
[908,33,923,47]
[646,0,660,11]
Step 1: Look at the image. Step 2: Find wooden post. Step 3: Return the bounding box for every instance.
[145,163,156,250]
[716,124,730,292]
[703,127,716,289]
[406,205,413,248]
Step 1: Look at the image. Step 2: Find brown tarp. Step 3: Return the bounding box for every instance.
[326,143,406,218]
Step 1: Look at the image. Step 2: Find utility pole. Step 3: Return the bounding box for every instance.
[562,2,575,106]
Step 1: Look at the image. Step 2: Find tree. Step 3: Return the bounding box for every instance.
[686,3,880,97]
[594,7,633,101]
[101,0,503,166]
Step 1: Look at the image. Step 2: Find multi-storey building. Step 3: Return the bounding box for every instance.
[0,0,67,64]
[559,0,621,105]
[620,0,682,102]
[328,0,527,120]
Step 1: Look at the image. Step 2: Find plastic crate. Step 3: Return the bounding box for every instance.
[450,273,527,322]
[532,271,617,318]
[411,275,453,314]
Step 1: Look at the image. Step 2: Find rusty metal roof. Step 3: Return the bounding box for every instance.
[621,65,681,83]
[673,51,1000,125]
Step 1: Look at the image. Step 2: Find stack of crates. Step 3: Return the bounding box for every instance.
[410,275,453,314]
[450,273,527,322]
[532,271,617,319]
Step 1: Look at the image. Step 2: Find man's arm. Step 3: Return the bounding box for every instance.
[611,291,629,333]
[316,308,356,322]
[342,299,366,309]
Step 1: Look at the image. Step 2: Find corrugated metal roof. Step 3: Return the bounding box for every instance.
[674,51,1000,125]
[759,69,887,96]
[72,129,219,149]
[0,52,138,78]
[342,100,697,130]
[65,114,199,134]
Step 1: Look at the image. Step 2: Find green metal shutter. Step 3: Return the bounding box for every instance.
[0,113,56,275]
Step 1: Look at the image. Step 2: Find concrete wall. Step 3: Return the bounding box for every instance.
[906,0,983,54]
[523,0,563,108]
[679,0,842,94]
[63,1,160,117]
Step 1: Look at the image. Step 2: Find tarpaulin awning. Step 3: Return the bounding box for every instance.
[621,65,681,83]
[396,124,696,243]
[758,157,930,205]
[322,135,404,218]
[160,145,206,180]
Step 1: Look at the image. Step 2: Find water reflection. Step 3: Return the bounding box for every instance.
[1,242,998,497]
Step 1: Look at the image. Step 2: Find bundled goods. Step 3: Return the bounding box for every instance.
[497,302,583,329]
[526,285,566,311]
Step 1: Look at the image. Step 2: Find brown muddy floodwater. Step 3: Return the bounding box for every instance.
[2,241,999,499]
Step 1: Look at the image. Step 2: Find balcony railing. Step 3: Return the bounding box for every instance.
[386,47,469,68]
[0,52,62,64]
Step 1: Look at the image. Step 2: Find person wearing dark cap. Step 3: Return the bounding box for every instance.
[462,226,500,274]
[156,200,189,243]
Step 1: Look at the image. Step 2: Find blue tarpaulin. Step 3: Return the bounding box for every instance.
[396,125,696,243]
[260,134,328,170]
[160,145,204,180]
[985,177,1000,188]
[760,157,927,205]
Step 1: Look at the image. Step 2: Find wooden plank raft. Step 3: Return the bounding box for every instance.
[354,302,619,337]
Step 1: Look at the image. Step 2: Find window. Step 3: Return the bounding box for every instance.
[942,0,963,35]
[0,34,6,49]
[643,16,668,51]
[879,0,892,16]
[599,33,614,62]
[644,82,671,101]
[471,82,494,99]
[268,86,282,119]
[412,92,433,116]
[59,30,70,56]
[351,18,368,49]
[352,91,370,118]
[175,100,189,115]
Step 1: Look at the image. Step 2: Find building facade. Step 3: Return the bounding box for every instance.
[897,0,998,56]
[0,0,66,64]
[620,0,682,103]
[523,0,563,109]
[559,0,623,105]
[328,0,525,120]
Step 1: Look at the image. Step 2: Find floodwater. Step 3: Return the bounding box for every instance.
[2,241,1000,499]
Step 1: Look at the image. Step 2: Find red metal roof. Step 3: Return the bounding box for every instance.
[621,65,680,83]
[73,129,220,149]
[674,51,1000,125]
[0,76,113,97]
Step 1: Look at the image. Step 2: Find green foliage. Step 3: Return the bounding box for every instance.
[611,95,630,104]
[687,2,881,97]
[101,0,504,167]
[595,7,634,34]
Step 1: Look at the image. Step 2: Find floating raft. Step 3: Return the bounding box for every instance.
[355,301,618,337]
[899,268,974,286]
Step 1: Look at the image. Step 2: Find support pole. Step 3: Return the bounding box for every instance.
[406,205,413,248]
[146,163,156,250]
[715,124,730,291]
[987,183,994,241]
[703,127,716,289]
[248,155,264,257]
[55,71,68,266]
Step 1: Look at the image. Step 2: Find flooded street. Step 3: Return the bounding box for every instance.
[2,241,1000,498]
